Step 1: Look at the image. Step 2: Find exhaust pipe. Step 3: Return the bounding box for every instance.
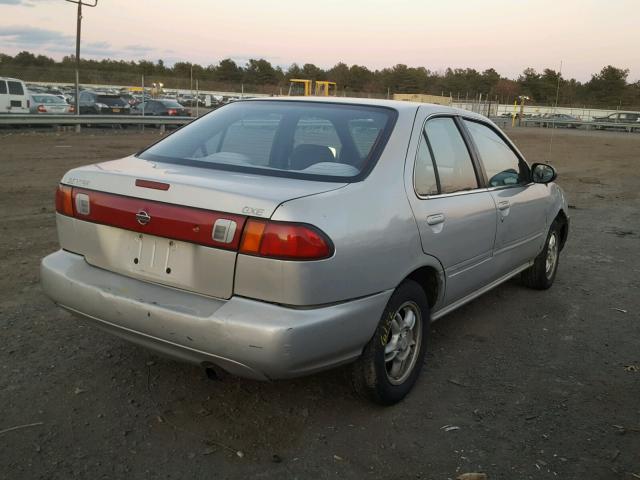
[203,363,228,381]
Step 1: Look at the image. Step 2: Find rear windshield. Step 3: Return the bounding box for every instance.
[33,95,66,104]
[97,95,126,106]
[159,100,183,108]
[8,81,24,95]
[138,101,396,181]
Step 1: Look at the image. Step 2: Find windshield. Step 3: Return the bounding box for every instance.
[138,101,396,181]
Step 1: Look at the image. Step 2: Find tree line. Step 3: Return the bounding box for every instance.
[1,50,638,108]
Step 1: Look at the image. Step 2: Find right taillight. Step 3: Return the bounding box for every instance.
[239,219,333,260]
[37,105,47,113]
[55,184,74,216]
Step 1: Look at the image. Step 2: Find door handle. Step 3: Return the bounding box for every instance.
[497,200,510,211]
[426,213,445,225]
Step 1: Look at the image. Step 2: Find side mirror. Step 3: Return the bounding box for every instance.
[531,163,557,184]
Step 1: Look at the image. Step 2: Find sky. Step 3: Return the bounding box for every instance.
[0,0,638,82]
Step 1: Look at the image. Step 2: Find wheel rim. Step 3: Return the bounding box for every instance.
[545,232,559,279]
[384,301,422,385]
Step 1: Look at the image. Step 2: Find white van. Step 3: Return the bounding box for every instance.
[0,77,30,113]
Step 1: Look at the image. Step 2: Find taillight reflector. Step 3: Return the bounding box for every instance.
[240,219,333,260]
[135,179,170,190]
[55,185,74,216]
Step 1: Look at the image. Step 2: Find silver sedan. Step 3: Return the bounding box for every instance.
[41,98,569,405]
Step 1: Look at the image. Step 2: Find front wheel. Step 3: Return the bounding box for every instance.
[521,221,561,289]
[352,280,429,405]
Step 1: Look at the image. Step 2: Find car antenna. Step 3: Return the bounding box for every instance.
[547,60,563,164]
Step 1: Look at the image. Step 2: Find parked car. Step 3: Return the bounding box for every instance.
[41,98,569,405]
[131,99,191,117]
[177,94,205,107]
[78,90,130,114]
[592,111,640,129]
[541,113,581,128]
[0,77,30,113]
[29,93,74,114]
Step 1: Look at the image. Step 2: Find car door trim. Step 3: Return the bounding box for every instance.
[411,112,489,200]
[431,260,533,321]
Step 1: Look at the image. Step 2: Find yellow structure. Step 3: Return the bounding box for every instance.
[288,79,313,96]
[392,93,452,106]
[288,79,337,97]
[314,81,337,96]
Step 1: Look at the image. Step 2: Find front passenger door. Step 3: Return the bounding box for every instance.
[462,119,549,275]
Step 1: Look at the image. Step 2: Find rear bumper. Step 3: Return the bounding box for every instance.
[41,250,390,380]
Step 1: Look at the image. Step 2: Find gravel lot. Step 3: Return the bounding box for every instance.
[1,127,639,479]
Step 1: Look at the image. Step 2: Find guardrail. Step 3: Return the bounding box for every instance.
[0,114,192,132]
[1,113,638,134]
[522,118,639,132]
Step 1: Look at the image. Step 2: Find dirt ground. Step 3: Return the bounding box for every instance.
[1,126,639,480]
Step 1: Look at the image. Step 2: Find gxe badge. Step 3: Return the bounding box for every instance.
[136,210,151,225]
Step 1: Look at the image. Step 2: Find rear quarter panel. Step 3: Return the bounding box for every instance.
[234,107,445,306]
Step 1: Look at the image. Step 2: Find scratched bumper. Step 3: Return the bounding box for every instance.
[41,250,391,380]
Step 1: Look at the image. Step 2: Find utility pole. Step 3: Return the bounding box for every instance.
[66,0,98,123]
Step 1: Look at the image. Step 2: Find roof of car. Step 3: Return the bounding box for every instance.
[247,96,484,119]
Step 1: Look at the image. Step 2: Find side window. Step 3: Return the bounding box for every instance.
[8,81,24,95]
[463,120,526,187]
[414,133,438,196]
[0,81,7,94]
[424,117,478,194]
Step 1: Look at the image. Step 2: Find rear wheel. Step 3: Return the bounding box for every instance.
[352,280,429,405]
[521,220,561,290]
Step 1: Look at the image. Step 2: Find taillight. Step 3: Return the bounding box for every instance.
[55,185,74,216]
[37,105,47,113]
[53,185,333,260]
[69,105,75,113]
[239,219,333,260]
[167,109,177,115]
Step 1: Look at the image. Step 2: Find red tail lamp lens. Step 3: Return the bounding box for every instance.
[55,185,74,216]
[240,219,333,260]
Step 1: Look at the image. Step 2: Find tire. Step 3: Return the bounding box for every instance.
[352,279,429,405]
[521,220,561,290]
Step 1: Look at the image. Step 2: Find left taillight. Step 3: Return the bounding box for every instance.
[69,105,75,113]
[55,184,74,216]
[239,219,333,260]
[167,109,177,116]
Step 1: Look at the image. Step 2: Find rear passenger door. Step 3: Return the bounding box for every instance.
[461,118,548,274]
[407,115,498,305]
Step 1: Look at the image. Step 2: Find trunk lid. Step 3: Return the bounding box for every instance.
[58,156,346,298]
